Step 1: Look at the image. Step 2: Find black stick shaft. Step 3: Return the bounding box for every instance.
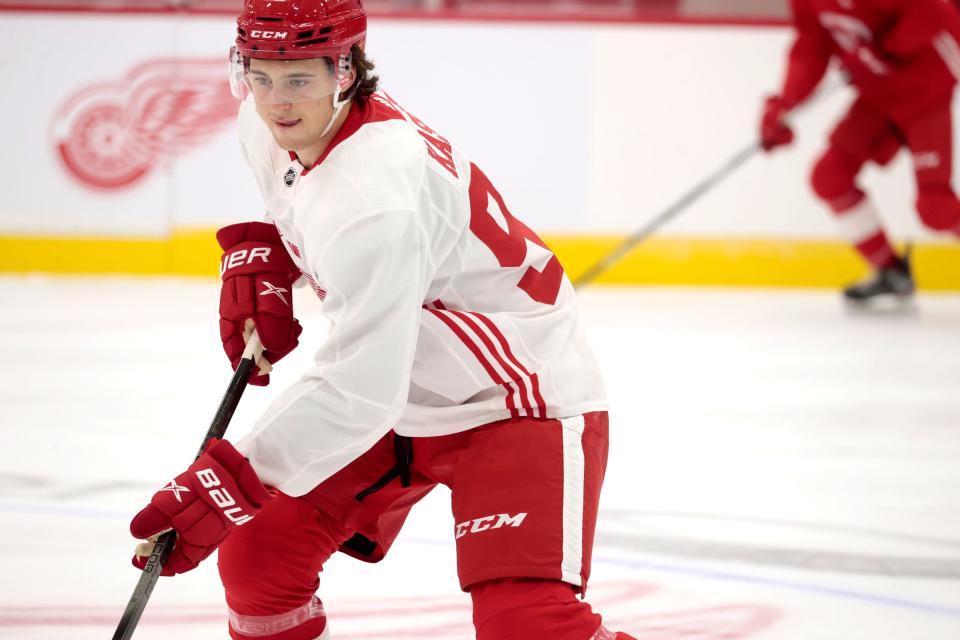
[572,142,759,289]
[112,355,258,640]
[569,78,849,290]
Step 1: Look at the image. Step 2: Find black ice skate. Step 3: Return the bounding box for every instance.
[843,251,915,307]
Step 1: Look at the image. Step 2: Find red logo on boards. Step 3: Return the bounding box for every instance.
[51,58,238,191]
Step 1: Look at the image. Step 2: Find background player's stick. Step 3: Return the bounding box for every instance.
[571,141,759,288]
[112,330,265,640]
[571,79,846,289]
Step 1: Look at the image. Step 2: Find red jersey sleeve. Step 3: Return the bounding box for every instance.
[780,0,834,108]
[880,0,960,58]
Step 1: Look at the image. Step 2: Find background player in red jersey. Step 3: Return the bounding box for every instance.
[127,1,636,639]
[761,0,960,304]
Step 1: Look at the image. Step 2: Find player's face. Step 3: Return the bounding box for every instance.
[248,57,340,153]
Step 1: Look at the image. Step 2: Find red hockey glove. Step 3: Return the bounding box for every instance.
[218,221,303,385]
[760,96,795,152]
[130,439,273,576]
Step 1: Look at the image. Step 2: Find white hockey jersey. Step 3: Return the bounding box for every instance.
[235,92,607,496]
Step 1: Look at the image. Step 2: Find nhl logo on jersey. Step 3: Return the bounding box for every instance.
[283,167,298,187]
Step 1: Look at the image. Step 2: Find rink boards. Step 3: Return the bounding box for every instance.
[3,232,960,289]
[1,10,958,287]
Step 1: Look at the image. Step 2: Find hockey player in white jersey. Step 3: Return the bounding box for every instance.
[129,1,634,638]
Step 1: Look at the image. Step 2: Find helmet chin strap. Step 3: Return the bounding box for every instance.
[319,84,347,138]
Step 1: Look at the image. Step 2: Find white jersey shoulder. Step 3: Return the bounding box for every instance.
[235,92,607,496]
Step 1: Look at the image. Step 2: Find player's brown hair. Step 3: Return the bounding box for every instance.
[347,45,379,101]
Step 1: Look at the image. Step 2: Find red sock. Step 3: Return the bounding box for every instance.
[471,578,603,640]
[830,194,899,269]
[855,231,899,269]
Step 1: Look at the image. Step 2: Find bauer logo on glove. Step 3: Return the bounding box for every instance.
[194,466,255,526]
[130,439,273,576]
[217,221,303,385]
[219,246,272,276]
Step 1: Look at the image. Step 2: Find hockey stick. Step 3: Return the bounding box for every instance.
[112,330,265,640]
[570,80,846,289]
[571,141,759,288]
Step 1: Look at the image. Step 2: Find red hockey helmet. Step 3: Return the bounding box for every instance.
[230,0,367,104]
[235,0,366,60]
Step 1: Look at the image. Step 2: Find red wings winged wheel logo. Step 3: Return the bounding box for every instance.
[51,58,239,191]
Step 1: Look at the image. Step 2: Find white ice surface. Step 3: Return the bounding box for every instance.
[0,276,958,639]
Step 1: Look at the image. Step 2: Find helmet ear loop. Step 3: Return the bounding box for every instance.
[318,56,355,138]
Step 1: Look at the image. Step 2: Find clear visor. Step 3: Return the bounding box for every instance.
[229,46,352,105]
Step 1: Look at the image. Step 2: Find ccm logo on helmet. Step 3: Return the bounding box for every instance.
[455,512,527,539]
[221,247,271,276]
[195,468,254,526]
[249,30,288,39]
